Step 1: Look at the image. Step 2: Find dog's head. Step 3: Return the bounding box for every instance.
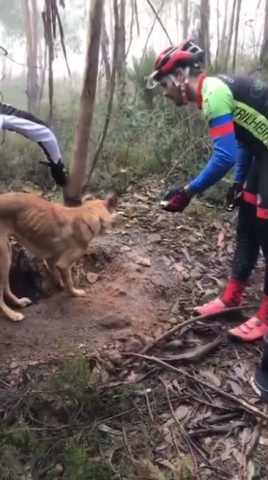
[82,192,119,235]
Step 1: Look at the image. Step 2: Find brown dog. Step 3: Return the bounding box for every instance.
[0,191,118,322]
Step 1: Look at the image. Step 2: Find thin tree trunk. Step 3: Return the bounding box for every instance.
[108,0,114,58]
[87,0,120,182]
[261,0,268,68]
[38,42,47,107]
[117,0,126,101]
[231,0,243,71]
[64,0,104,204]
[22,0,39,113]
[215,0,220,67]
[31,0,39,112]
[219,0,229,59]
[182,0,188,39]
[101,10,111,95]
[223,0,237,70]
[199,0,211,67]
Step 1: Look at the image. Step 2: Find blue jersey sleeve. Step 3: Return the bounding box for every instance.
[188,77,237,193]
[189,113,237,192]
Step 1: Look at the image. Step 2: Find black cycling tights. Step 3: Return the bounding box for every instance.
[231,152,268,295]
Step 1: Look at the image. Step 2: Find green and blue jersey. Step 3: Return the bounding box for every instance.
[189,74,268,192]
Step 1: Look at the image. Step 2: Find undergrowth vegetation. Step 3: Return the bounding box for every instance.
[2,49,263,203]
[1,50,212,197]
[0,356,192,479]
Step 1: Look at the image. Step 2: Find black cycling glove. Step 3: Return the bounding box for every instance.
[160,187,192,213]
[40,159,68,187]
[226,182,243,211]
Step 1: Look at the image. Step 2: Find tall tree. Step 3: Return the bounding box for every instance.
[22,0,40,113]
[64,0,105,204]
[198,0,211,67]
[182,0,189,39]
[231,0,243,71]
[223,0,237,70]
[117,0,126,101]
[219,0,230,60]
[101,9,111,95]
[261,0,268,68]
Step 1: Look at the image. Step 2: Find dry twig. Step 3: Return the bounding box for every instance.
[121,304,257,368]
[123,353,268,421]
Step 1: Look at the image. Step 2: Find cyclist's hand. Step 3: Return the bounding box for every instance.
[226,182,243,211]
[160,187,191,213]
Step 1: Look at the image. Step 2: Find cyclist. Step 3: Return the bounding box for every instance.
[147,39,268,343]
[0,102,68,189]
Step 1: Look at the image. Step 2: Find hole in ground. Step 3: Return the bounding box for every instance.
[9,243,48,303]
[84,249,113,273]
[8,242,116,305]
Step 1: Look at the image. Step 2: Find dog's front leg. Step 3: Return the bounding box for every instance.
[44,258,64,289]
[55,250,86,297]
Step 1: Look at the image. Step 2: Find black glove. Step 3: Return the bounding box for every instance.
[226,182,243,211]
[160,187,192,213]
[40,159,68,187]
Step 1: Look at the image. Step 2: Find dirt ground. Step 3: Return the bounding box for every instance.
[1,181,268,478]
[0,236,181,365]
[0,184,263,367]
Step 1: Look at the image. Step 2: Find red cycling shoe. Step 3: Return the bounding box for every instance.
[228,295,268,342]
[194,277,246,316]
[194,297,227,316]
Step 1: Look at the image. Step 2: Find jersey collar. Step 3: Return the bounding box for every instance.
[196,73,207,109]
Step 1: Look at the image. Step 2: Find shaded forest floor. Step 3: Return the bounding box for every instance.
[0,177,267,479]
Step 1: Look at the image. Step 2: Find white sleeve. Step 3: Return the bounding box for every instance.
[2,114,61,164]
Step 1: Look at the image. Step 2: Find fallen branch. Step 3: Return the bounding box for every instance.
[121,304,257,367]
[122,353,268,421]
[158,335,222,362]
[188,420,248,438]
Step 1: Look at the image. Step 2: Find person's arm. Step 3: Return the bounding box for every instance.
[234,141,253,184]
[186,78,238,194]
[0,102,67,187]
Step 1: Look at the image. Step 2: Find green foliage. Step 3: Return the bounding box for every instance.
[64,436,112,480]
[1,48,244,203]
[128,47,161,108]
[1,56,211,195]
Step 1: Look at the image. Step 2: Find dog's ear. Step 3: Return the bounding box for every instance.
[105,192,118,212]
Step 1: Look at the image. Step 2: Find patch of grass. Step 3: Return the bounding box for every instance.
[64,435,112,479]
[0,355,189,478]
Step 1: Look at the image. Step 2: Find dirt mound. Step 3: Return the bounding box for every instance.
[0,238,181,366]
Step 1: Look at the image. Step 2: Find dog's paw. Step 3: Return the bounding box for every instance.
[71,289,87,297]
[9,311,25,322]
[18,297,32,308]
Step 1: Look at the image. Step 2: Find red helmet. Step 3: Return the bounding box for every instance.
[147,39,204,88]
